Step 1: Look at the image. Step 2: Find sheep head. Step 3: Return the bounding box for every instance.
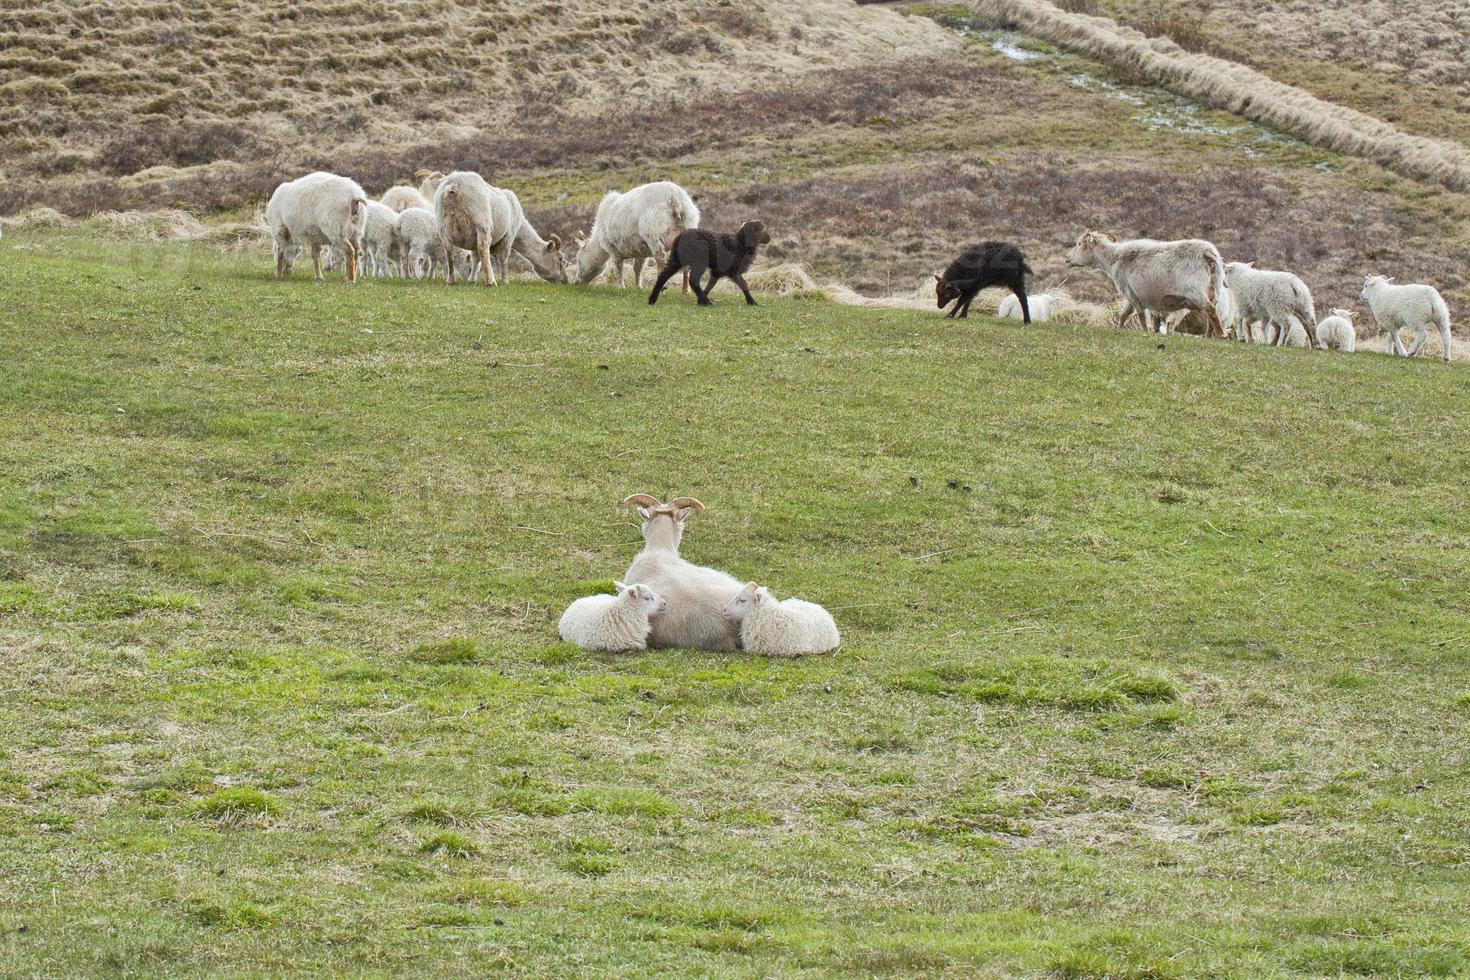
[1332,308,1357,320]
[1065,230,1111,268]
[624,494,704,549]
[739,220,771,248]
[722,582,760,620]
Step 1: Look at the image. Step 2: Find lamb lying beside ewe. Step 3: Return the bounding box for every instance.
[559,582,667,652]
[722,583,839,657]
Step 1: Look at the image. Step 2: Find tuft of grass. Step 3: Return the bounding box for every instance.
[418,831,482,859]
[191,788,280,827]
[409,638,483,665]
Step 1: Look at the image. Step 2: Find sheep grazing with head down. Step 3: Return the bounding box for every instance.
[432,173,567,286]
[936,242,1033,322]
[266,171,369,282]
[573,181,700,288]
[722,583,840,658]
[1316,309,1357,352]
[558,581,667,652]
[648,220,771,306]
[1360,276,1452,361]
[620,495,744,651]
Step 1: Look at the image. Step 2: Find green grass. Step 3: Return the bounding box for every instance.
[2,232,1469,975]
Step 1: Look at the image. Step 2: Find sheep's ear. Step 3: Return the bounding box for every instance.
[614,581,628,594]
[637,507,651,521]
[933,274,942,283]
[574,230,589,243]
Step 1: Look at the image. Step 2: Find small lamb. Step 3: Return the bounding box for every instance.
[722,582,839,658]
[558,582,667,653]
[1316,309,1357,352]
[998,292,1054,323]
[1360,275,1452,361]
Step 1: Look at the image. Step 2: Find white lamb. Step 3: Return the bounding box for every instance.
[266,171,369,282]
[360,200,399,277]
[998,293,1055,323]
[621,494,743,652]
[415,169,445,202]
[1360,276,1452,362]
[382,184,432,214]
[558,581,666,652]
[573,181,700,288]
[722,583,840,658]
[1315,309,1357,352]
[1225,262,1316,347]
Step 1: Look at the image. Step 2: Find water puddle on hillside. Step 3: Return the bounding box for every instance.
[952,24,1316,164]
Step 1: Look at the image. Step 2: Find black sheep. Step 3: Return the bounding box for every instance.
[935,241,1033,322]
[649,220,771,306]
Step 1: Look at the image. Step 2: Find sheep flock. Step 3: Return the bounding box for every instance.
[267,167,1456,363]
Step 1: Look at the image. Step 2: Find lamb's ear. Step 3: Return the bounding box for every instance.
[933,273,943,283]
[614,581,628,594]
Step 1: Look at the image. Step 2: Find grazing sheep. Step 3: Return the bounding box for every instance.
[1067,231,1227,337]
[1316,309,1357,352]
[432,171,514,286]
[1224,262,1317,347]
[648,220,771,306]
[936,242,1033,322]
[501,187,568,284]
[558,582,667,653]
[266,171,369,282]
[382,184,432,214]
[574,181,700,288]
[360,201,399,277]
[722,583,840,658]
[621,494,743,651]
[396,207,479,281]
[998,292,1053,323]
[1361,276,1452,362]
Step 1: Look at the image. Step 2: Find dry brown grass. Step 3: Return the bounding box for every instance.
[971,0,1470,191]
[0,0,949,193]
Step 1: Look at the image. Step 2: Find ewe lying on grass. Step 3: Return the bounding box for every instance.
[722,583,840,657]
[621,494,743,651]
[559,582,666,652]
[1361,276,1452,362]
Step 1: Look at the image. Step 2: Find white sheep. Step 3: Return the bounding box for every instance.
[1066,231,1229,337]
[266,171,369,282]
[1224,262,1316,347]
[558,581,667,652]
[382,184,432,214]
[998,293,1055,323]
[1360,276,1452,362]
[432,173,567,286]
[722,583,840,658]
[415,169,445,202]
[1315,309,1357,352]
[573,181,700,288]
[360,200,399,277]
[621,494,743,652]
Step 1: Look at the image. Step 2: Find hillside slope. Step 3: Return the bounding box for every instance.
[1,230,1469,976]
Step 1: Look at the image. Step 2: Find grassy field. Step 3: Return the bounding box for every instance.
[2,230,1470,976]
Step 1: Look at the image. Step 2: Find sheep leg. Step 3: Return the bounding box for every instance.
[647,255,685,305]
[730,272,757,306]
[957,293,975,319]
[274,244,287,279]
[1438,318,1452,363]
[1014,286,1031,325]
[311,245,324,282]
[631,258,645,289]
[1203,304,1225,340]
[479,242,496,286]
[444,244,457,285]
[1405,325,1427,358]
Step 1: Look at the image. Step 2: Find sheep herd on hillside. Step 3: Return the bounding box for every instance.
[266,169,1456,362]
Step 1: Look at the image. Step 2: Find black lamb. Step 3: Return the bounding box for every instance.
[935,241,1033,322]
[649,220,771,306]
